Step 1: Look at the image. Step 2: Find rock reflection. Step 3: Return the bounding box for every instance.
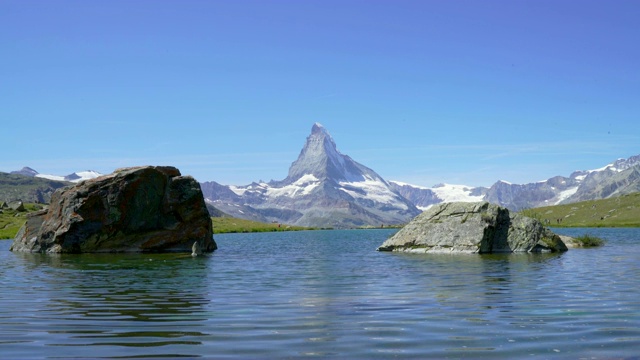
[11,251,212,356]
[388,252,566,324]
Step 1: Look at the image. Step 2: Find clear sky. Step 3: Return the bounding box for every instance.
[2,0,639,187]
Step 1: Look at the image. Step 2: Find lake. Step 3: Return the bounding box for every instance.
[1,228,639,359]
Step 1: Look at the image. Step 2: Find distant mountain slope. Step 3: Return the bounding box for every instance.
[37,170,103,183]
[520,191,640,227]
[484,155,640,210]
[0,172,69,203]
[387,154,640,212]
[567,164,640,202]
[201,123,421,228]
[10,166,103,183]
[10,166,39,177]
[389,181,487,210]
[3,167,102,204]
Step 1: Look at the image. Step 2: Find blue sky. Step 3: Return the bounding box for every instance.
[2,0,639,187]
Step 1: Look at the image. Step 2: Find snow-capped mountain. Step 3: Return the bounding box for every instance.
[37,170,103,183]
[200,123,421,228]
[556,155,640,203]
[10,132,636,223]
[389,181,488,210]
[201,123,640,225]
[10,167,103,183]
[388,154,640,212]
[484,154,640,210]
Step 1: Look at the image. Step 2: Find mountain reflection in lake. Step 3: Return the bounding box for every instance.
[1,228,639,359]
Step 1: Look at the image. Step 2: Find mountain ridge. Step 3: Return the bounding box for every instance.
[201,123,421,228]
[7,132,640,222]
[202,123,640,222]
[395,154,640,211]
[10,167,103,183]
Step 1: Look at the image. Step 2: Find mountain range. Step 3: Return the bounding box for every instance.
[10,167,103,183]
[0,168,103,204]
[201,123,640,226]
[5,124,640,227]
[200,123,421,228]
[390,156,640,212]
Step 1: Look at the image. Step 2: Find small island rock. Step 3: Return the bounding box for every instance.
[377,202,567,254]
[559,235,582,248]
[11,166,217,254]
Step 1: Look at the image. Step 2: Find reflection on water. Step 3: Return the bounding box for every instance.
[1,228,639,359]
[2,251,211,358]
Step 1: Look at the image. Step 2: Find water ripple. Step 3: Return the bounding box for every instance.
[1,228,639,359]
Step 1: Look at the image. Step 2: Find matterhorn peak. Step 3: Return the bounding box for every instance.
[307,123,335,142]
[311,122,330,135]
[309,122,336,147]
[286,123,384,184]
[201,122,421,228]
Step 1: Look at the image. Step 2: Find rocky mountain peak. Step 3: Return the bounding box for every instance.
[202,123,420,228]
[286,123,382,183]
[303,122,340,162]
[11,167,39,177]
[610,155,640,171]
[311,122,329,135]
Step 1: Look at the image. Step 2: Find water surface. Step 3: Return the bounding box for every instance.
[1,228,638,358]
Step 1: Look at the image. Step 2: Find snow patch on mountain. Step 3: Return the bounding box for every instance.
[228,185,248,196]
[389,181,487,211]
[389,180,429,190]
[552,186,580,204]
[35,174,66,181]
[68,170,103,182]
[431,183,485,203]
[35,170,103,183]
[574,157,639,179]
[340,176,408,210]
[267,174,320,198]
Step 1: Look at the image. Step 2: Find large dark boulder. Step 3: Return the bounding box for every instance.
[10,166,216,254]
[378,201,567,254]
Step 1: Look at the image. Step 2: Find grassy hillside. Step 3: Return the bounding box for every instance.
[0,203,45,239]
[520,192,640,227]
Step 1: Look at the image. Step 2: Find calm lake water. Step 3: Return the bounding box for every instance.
[1,228,639,359]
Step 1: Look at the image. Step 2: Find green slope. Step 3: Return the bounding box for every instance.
[0,203,45,239]
[520,192,640,227]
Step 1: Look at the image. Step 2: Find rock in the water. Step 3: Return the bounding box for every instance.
[377,202,567,253]
[10,166,217,254]
[191,241,203,257]
[559,235,581,248]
